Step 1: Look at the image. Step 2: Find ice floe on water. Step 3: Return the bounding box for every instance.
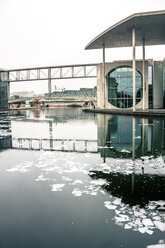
[72,188,83,197]
[104,201,117,210]
[90,179,107,186]
[36,150,164,176]
[147,240,165,248]
[121,149,131,153]
[147,245,165,248]
[70,180,84,185]
[5,150,165,235]
[103,197,165,235]
[153,221,165,232]
[31,152,165,234]
[51,184,65,192]
[35,174,50,182]
[62,176,72,182]
[6,161,33,173]
[113,198,122,205]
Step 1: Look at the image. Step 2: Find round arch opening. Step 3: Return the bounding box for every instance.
[107,66,143,108]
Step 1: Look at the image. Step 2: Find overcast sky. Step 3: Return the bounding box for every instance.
[1,0,165,93]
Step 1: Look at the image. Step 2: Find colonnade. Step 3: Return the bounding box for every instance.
[102,27,146,111]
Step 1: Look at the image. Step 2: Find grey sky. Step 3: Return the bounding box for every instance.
[1,0,165,93]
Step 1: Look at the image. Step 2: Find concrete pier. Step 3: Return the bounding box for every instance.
[83,108,165,118]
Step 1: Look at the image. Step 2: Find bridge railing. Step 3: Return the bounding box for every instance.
[0,64,98,82]
[12,138,98,153]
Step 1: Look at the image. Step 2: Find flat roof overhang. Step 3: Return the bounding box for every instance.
[85,10,165,49]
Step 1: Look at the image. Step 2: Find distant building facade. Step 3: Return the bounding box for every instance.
[11,91,35,98]
[49,86,97,98]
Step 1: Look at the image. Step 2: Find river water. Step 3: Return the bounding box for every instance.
[0,108,165,248]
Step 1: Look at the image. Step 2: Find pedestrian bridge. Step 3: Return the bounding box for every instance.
[0,63,97,97]
[0,63,97,82]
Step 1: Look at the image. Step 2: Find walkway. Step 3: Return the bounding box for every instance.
[83,108,165,118]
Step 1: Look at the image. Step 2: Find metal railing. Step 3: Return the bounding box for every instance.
[12,138,98,153]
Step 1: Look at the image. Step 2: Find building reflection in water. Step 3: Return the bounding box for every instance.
[97,114,165,160]
[1,110,164,234]
[90,171,165,207]
[95,114,165,208]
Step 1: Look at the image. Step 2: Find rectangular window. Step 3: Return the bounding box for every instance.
[148,66,153,85]
[148,66,153,108]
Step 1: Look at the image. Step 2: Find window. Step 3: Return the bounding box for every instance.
[148,66,153,109]
[107,66,143,108]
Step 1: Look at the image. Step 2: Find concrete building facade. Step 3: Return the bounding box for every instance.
[97,59,165,110]
[85,10,165,111]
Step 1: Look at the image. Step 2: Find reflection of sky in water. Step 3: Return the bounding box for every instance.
[11,120,97,140]
[9,108,97,140]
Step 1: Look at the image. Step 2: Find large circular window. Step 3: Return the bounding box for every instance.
[108,66,142,108]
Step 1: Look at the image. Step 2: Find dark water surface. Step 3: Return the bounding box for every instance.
[0,108,165,248]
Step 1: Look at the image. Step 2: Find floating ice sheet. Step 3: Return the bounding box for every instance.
[121,149,131,153]
[142,218,154,226]
[147,244,165,248]
[62,176,72,182]
[90,179,107,186]
[72,188,82,197]
[104,196,165,235]
[6,161,33,173]
[104,201,117,210]
[36,174,50,182]
[51,184,65,192]
[71,180,84,185]
[153,221,165,231]
[8,150,165,236]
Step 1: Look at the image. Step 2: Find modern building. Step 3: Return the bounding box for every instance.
[0,69,8,110]
[10,91,35,98]
[51,86,97,98]
[85,10,165,111]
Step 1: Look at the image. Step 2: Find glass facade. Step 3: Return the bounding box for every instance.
[108,66,143,108]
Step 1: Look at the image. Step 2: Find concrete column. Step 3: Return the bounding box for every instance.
[103,114,106,163]
[7,72,10,98]
[7,72,10,109]
[103,43,105,109]
[48,68,51,96]
[141,118,145,155]
[142,39,145,110]
[132,28,136,112]
[8,82,10,98]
